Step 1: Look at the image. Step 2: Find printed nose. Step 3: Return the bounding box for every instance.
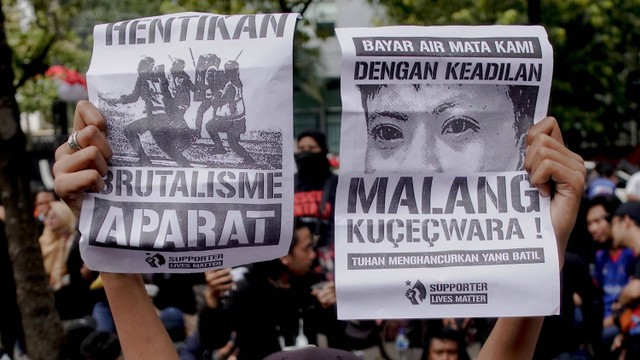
[419,136,443,173]
[411,124,444,172]
[420,149,444,173]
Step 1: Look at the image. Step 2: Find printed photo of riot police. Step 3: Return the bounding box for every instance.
[204,60,257,166]
[104,56,194,167]
[357,84,538,174]
[193,53,222,137]
[101,51,277,169]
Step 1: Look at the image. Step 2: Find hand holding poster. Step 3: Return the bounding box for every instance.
[335,26,556,319]
[80,12,298,273]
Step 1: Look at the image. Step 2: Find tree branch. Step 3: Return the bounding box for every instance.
[298,0,314,16]
[279,0,292,13]
[15,37,55,89]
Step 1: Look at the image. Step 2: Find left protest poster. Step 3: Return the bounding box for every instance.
[81,12,298,273]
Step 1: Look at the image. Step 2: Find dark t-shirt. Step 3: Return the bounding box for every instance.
[199,269,324,360]
[294,174,338,247]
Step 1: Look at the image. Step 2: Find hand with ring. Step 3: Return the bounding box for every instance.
[67,131,83,152]
[53,100,113,219]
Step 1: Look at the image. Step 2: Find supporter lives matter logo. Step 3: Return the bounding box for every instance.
[404,280,490,305]
[145,253,166,268]
[404,279,427,305]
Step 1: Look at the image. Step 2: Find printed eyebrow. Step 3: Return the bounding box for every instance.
[433,101,458,115]
[370,110,408,122]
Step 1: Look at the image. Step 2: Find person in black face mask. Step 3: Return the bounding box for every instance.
[294,131,338,281]
[295,133,332,184]
[294,131,352,350]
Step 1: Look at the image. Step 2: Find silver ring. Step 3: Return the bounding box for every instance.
[68,131,82,152]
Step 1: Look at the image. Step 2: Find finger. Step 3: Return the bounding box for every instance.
[525,131,583,169]
[526,117,563,146]
[55,145,110,178]
[56,125,113,162]
[524,135,584,196]
[53,170,106,219]
[525,132,583,168]
[207,274,233,288]
[205,268,232,281]
[73,100,108,135]
[526,148,585,267]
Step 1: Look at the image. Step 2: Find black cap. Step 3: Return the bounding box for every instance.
[614,201,640,223]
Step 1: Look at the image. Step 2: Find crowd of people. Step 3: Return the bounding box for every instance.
[14,99,640,359]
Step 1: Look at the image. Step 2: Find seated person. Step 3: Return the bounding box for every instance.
[198,219,337,359]
[421,326,470,360]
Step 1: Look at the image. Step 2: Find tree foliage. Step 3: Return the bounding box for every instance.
[157,0,325,102]
[2,0,325,118]
[374,0,640,151]
[0,2,64,358]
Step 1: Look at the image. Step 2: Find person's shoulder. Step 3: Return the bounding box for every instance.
[623,247,637,259]
[595,249,607,262]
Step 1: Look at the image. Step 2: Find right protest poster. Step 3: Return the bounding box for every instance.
[335,26,555,319]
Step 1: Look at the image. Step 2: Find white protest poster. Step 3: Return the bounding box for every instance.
[81,12,298,273]
[335,26,556,319]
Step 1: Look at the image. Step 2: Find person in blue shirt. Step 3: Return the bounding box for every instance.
[588,195,637,351]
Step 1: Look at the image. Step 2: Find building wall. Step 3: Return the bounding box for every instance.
[296,0,382,154]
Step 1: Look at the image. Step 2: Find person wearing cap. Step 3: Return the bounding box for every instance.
[53,99,585,360]
[586,162,618,200]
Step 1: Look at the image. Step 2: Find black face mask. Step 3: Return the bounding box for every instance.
[295,151,330,180]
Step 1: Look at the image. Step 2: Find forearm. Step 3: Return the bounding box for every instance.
[101,273,178,360]
[618,279,640,306]
[478,317,544,360]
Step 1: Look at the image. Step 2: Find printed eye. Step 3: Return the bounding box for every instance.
[441,116,480,136]
[370,124,404,148]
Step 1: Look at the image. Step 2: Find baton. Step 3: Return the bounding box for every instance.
[234,50,243,62]
[189,48,196,67]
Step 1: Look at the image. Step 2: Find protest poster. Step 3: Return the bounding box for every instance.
[81,12,298,273]
[335,26,556,318]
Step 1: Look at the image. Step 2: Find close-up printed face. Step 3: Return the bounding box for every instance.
[360,84,534,173]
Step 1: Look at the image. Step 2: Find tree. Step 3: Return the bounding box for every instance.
[159,0,326,101]
[373,0,640,152]
[0,1,64,358]
[1,1,324,357]
[1,1,167,358]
